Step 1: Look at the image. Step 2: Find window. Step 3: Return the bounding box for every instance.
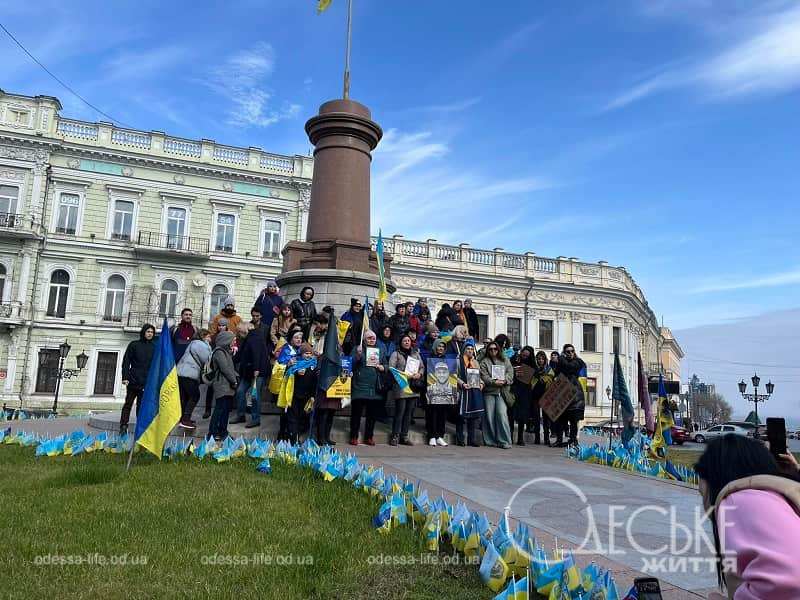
[586,377,597,407]
[612,326,621,354]
[112,199,134,240]
[56,193,80,234]
[104,275,126,321]
[709,426,721,432]
[7,108,30,125]
[215,213,235,252]
[0,185,19,224]
[210,283,228,320]
[539,319,553,349]
[159,279,179,317]
[507,317,521,347]
[93,352,118,395]
[47,269,70,318]
[262,219,282,258]
[35,349,60,393]
[166,207,186,249]
[583,323,597,352]
[477,314,489,340]
[0,264,5,300]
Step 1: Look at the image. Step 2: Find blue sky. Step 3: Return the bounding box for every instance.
[3,0,799,417]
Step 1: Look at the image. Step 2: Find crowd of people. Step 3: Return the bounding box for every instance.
[119,283,588,449]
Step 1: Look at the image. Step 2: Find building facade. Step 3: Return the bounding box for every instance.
[0,90,312,411]
[1,89,676,421]
[384,237,665,423]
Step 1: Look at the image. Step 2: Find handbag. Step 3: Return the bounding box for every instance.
[500,385,516,409]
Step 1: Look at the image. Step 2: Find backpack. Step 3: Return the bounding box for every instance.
[201,348,223,385]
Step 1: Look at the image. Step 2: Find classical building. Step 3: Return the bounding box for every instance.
[0,89,675,422]
[0,89,312,411]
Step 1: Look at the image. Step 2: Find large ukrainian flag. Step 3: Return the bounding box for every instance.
[134,318,181,458]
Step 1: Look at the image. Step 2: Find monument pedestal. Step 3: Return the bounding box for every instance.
[278,98,392,312]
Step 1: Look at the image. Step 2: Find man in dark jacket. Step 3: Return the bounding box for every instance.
[554,343,587,447]
[170,308,200,362]
[253,280,283,331]
[119,323,156,435]
[463,298,480,340]
[369,301,390,334]
[290,286,317,340]
[231,314,269,428]
[388,303,410,342]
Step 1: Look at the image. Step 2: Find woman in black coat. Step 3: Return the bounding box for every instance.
[509,346,535,446]
[290,286,317,340]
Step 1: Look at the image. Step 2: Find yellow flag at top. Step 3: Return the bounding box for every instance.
[318,0,332,13]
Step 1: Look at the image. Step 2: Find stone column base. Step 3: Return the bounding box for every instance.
[275,269,396,316]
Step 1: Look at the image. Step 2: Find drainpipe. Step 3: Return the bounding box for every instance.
[523,277,534,346]
[17,164,51,409]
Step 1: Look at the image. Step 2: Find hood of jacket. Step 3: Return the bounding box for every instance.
[716,474,800,516]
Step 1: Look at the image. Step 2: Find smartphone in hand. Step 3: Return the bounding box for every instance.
[634,577,664,600]
[767,417,788,459]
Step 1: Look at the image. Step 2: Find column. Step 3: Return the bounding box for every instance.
[16,249,32,307]
[493,305,507,339]
[29,163,47,227]
[556,310,568,350]
[525,307,537,348]
[297,187,311,242]
[571,312,582,349]
[4,332,19,392]
[600,316,612,409]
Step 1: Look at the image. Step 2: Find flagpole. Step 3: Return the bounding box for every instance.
[343,0,353,99]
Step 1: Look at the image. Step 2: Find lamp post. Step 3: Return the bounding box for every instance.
[738,373,774,426]
[40,340,88,414]
[605,385,612,448]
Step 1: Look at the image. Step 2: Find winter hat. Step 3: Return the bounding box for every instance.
[217,317,229,328]
[266,280,278,288]
[216,331,235,348]
[465,337,476,348]
[350,297,359,306]
[223,295,235,307]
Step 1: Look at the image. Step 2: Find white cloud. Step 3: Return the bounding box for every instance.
[102,45,190,81]
[605,5,800,110]
[206,42,300,128]
[689,267,800,294]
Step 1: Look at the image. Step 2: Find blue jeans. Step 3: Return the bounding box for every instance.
[236,376,264,423]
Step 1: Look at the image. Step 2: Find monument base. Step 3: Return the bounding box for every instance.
[275,269,396,316]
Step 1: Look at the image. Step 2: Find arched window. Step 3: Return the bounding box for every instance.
[104,275,126,322]
[47,269,70,318]
[0,264,6,301]
[210,283,228,320]
[158,279,179,317]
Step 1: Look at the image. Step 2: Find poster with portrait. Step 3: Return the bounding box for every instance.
[426,358,458,405]
[466,368,481,389]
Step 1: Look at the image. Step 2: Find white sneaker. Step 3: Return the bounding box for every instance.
[436,437,448,447]
[428,438,437,447]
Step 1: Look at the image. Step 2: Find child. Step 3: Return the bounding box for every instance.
[288,343,317,444]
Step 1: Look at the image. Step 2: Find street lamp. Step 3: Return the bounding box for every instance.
[738,372,774,426]
[40,340,88,414]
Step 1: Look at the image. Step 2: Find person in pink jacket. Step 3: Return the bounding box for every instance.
[695,434,800,599]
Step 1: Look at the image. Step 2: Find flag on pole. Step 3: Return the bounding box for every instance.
[649,375,674,459]
[319,315,343,391]
[637,352,654,434]
[134,319,181,458]
[613,351,636,445]
[376,229,389,303]
[317,0,333,13]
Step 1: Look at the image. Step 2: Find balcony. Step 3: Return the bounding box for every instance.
[0,302,23,324]
[0,213,40,239]
[125,310,207,331]
[134,231,209,260]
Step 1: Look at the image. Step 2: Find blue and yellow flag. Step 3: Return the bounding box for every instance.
[376,229,389,303]
[649,375,674,459]
[389,367,413,394]
[613,352,636,445]
[317,0,332,13]
[134,319,181,458]
[480,541,511,593]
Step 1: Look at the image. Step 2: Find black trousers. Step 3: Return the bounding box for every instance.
[391,396,415,438]
[456,415,479,445]
[350,398,379,439]
[426,405,447,439]
[287,395,311,442]
[178,377,200,422]
[209,395,233,439]
[204,385,214,414]
[120,385,144,427]
[315,408,335,443]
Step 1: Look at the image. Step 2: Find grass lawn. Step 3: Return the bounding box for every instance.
[0,446,486,600]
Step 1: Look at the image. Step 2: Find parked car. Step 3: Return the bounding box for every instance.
[594,420,625,434]
[789,430,799,440]
[693,424,751,443]
[670,426,688,445]
[724,421,757,431]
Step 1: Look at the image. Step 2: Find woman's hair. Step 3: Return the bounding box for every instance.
[494,334,510,349]
[694,434,782,588]
[199,328,211,338]
[484,341,501,361]
[695,434,780,507]
[453,325,468,339]
[398,333,413,349]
